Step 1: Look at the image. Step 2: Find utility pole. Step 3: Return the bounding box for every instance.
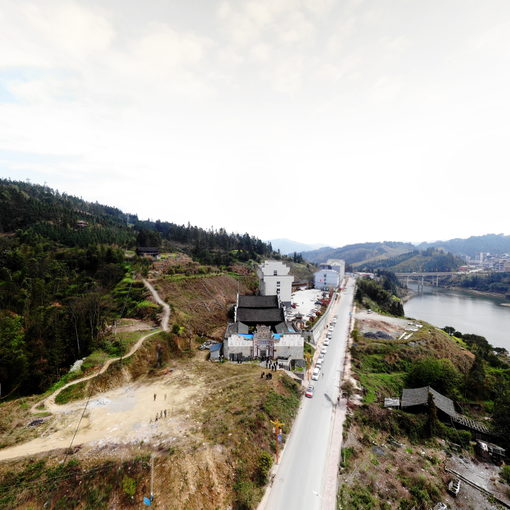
[270,419,284,464]
[150,454,154,500]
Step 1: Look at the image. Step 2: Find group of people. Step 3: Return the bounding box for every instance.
[152,409,169,422]
[260,371,273,380]
[264,358,279,371]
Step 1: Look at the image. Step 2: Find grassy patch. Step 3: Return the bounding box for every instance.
[358,372,405,404]
[55,381,87,405]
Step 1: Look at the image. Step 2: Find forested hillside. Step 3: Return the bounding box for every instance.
[357,248,464,272]
[301,241,414,265]
[0,179,273,397]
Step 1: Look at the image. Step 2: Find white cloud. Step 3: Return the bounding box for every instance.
[1,0,510,245]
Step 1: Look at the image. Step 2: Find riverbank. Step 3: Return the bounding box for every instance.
[405,283,509,302]
[404,282,510,351]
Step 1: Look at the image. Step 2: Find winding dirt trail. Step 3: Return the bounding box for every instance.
[143,278,170,332]
[30,279,170,414]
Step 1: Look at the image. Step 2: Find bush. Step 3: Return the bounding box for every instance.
[406,358,462,398]
[256,450,273,486]
[121,475,136,498]
[233,480,259,509]
[500,465,510,484]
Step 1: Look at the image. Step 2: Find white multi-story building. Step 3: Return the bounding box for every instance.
[256,260,294,305]
[327,259,345,282]
[314,269,340,290]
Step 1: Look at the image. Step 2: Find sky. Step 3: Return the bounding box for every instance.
[1,0,509,248]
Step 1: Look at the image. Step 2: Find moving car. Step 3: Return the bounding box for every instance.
[305,386,314,398]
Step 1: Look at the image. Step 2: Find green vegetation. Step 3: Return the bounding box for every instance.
[0,457,151,509]
[0,179,276,397]
[357,248,464,273]
[406,358,462,398]
[500,465,510,484]
[448,271,510,297]
[355,272,404,316]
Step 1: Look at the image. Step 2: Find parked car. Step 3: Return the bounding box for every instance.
[315,359,322,368]
[448,479,461,497]
[305,386,314,398]
[324,339,330,346]
[321,347,327,355]
[432,503,448,510]
[312,368,320,381]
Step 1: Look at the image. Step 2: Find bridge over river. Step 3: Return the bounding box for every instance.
[395,271,462,290]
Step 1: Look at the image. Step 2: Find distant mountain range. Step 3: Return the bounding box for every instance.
[417,234,510,258]
[269,238,327,255]
[301,234,510,266]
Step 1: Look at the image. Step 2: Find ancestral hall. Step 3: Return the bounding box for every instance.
[224,295,304,362]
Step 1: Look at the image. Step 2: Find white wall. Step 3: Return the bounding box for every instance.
[314,269,340,290]
[274,333,304,360]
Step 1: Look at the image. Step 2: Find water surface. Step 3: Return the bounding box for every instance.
[405,284,510,350]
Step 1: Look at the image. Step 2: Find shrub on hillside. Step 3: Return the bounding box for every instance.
[406,358,462,398]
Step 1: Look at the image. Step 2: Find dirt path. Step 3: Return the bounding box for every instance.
[30,280,171,414]
[143,278,170,332]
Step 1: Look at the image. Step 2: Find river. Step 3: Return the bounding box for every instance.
[404,283,510,351]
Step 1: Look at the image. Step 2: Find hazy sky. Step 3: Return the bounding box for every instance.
[1,0,509,247]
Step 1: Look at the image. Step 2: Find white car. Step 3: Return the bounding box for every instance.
[321,347,327,355]
[311,370,320,381]
[324,339,330,346]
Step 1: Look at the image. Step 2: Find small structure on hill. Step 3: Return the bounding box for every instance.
[475,439,506,464]
[136,247,160,259]
[224,294,304,363]
[401,386,492,437]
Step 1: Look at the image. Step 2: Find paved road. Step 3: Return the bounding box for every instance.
[261,277,355,510]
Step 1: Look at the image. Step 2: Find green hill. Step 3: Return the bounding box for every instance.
[356,248,465,272]
[302,241,415,265]
[0,179,273,396]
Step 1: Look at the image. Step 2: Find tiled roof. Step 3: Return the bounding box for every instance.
[401,386,457,418]
[238,295,279,308]
[236,308,285,323]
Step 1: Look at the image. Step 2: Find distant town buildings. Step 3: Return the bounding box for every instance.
[466,252,510,272]
[314,258,345,290]
[256,260,294,305]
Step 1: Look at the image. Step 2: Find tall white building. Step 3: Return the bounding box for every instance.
[318,259,345,283]
[327,259,345,282]
[256,260,294,305]
[314,269,340,290]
